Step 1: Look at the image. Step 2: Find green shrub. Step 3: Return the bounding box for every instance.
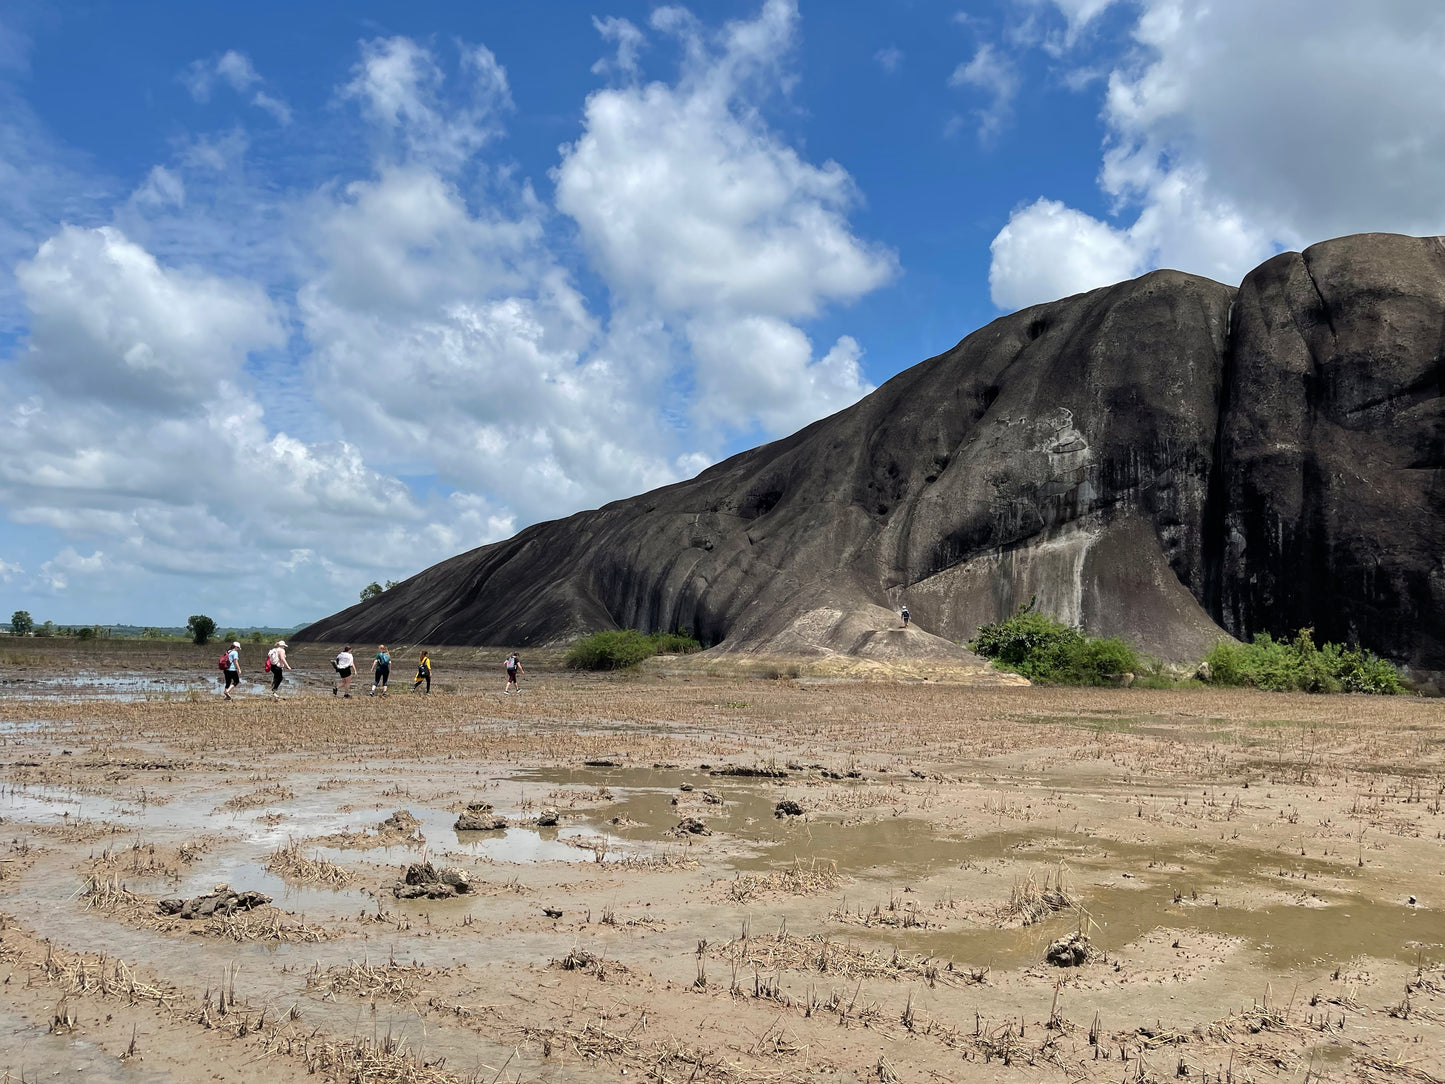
[1057,635,1140,685]
[1203,628,1402,695]
[564,628,703,670]
[968,602,1139,685]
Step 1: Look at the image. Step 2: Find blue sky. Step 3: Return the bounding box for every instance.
[2,0,1444,628]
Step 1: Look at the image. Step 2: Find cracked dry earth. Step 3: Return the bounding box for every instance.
[0,648,1443,1083]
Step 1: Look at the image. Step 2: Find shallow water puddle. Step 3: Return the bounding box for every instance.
[0,781,128,822]
[517,765,1444,972]
[0,1006,173,1082]
[405,804,622,864]
[875,881,1442,972]
[0,671,206,702]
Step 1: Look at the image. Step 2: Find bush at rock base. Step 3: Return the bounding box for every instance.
[1203,628,1402,695]
[564,629,703,670]
[967,602,1140,686]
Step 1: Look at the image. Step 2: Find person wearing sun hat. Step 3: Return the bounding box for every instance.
[266,640,292,698]
[222,641,242,700]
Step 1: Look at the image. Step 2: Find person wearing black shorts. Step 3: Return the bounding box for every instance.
[333,646,356,697]
[223,641,242,700]
[371,645,391,696]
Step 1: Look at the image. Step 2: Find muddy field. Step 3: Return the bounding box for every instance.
[0,640,1442,1083]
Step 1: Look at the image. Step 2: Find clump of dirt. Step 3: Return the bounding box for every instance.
[670,816,710,837]
[454,802,506,830]
[307,809,425,849]
[376,809,423,836]
[392,861,472,899]
[159,886,271,919]
[1045,932,1092,967]
[550,947,630,979]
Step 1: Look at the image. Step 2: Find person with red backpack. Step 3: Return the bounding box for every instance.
[219,641,241,700]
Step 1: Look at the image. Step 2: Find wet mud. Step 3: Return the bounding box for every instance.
[0,646,1442,1081]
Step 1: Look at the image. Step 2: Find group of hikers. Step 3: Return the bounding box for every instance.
[218,641,523,699]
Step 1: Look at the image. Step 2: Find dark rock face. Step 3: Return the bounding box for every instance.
[299,233,1445,673]
[1207,235,1445,671]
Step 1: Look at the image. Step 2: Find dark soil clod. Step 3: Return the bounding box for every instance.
[1045,933,1092,967]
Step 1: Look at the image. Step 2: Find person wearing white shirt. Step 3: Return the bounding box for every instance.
[332,646,356,698]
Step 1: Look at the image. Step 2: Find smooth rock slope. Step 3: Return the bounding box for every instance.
[300,233,1445,674]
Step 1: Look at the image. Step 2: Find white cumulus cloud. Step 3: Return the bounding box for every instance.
[556,0,894,433]
[989,0,1445,309]
[0,3,895,623]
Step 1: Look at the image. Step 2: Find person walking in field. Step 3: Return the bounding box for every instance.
[333,645,357,697]
[222,641,241,700]
[267,640,291,698]
[413,649,431,694]
[503,653,522,694]
[371,644,391,696]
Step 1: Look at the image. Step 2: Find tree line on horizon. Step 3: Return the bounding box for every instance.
[5,610,301,645]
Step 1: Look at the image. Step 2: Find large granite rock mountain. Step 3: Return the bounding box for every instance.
[300,233,1445,674]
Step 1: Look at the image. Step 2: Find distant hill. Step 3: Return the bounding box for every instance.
[298,233,1445,678]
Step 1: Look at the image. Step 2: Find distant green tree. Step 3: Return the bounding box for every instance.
[187,614,217,646]
[35,620,55,638]
[9,610,32,636]
[384,579,399,590]
[360,582,384,601]
[141,627,163,639]
[75,626,97,641]
[248,630,266,644]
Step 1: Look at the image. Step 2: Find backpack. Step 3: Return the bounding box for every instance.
[264,653,273,672]
[217,653,229,670]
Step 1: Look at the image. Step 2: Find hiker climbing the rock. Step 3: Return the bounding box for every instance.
[901,605,910,628]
